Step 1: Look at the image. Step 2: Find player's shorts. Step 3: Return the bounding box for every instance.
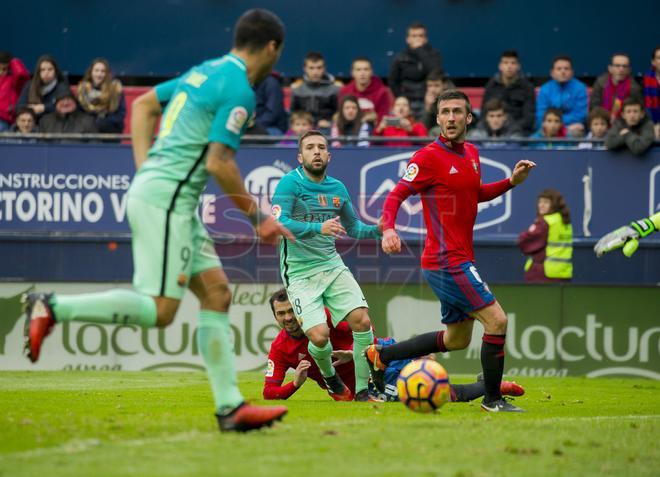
[423,261,495,325]
[126,195,221,300]
[285,265,368,332]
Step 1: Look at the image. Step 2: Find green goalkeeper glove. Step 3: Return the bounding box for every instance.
[594,218,657,258]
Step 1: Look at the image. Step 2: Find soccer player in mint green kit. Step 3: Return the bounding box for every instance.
[271,130,382,402]
[23,9,293,432]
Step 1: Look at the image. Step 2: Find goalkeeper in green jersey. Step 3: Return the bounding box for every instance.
[271,130,383,402]
[594,212,660,257]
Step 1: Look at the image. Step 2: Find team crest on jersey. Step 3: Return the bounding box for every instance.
[332,196,341,208]
[226,106,248,134]
[318,195,328,206]
[402,163,419,182]
[271,204,282,219]
[265,359,275,377]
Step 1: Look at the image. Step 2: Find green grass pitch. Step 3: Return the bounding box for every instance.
[1,371,659,477]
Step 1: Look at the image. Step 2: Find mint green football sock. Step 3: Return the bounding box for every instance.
[197,310,244,412]
[308,340,335,378]
[51,289,157,327]
[352,329,375,393]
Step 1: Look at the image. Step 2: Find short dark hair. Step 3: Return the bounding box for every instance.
[0,51,11,64]
[426,69,444,82]
[622,96,644,110]
[269,288,290,314]
[351,56,372,68]
[436,89,472,114]
[16,106,36,121]
[610,52,630,65]
[543,107,564,122]
[483,98,506,115]
[298,129,329,152]
[233,9,285,52]
[304,51,324,64]
[289,110,314,126]
[587,107,610,126]
[501,50,519,60]
[407,22,426,32]
[552,55,573,68]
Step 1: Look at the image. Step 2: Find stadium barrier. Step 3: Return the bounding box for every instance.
[0,282,657,379]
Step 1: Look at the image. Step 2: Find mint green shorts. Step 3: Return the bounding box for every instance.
[126,196,221,299]
[285,266,368,332]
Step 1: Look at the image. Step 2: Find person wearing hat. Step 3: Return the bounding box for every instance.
[38,88,97,140]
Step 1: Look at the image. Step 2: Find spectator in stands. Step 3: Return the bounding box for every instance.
[374,96,427,147]
[482,50,535,135]
[339,57,393,124]
[76,58,126,134]
[422,70,454,131]
[254,71,288,135]
[578,107,610,150]
[530,108,568,149]
[18,54,70,120]
[39,89,97,139]
[643,46,660,139]
[290,52,340,130]
[0,51,30,131]
[591,53,643,122]
[604,97,655,156]
[279,110,313,146]
[517,189,573,283]
[467,98,522,146]
[330,95,372,147]
[11,107,38,135]
[536,56,588,137]
[388,22,442,120]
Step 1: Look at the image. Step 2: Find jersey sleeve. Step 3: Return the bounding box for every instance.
[208,86,255,150]
[271,174,323,238]
[263,346,299,400]
[338,184,381,239]
[154,77,181,103]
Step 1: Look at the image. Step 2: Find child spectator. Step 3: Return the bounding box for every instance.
[330,95,373,147]
[422,70,454,131]
[643,46,660,139]
[578,107,610,149]
[0,51,30,131]
[77,58,126,134]
[591,53,643,122]
[530,108,569,149]
[339,57,393,123]
[18,54,70,120]
[467,98,522,147]
[605,97,655,156]
[279,111,313,146]
[11,107,38,134]
[290,52,340,129]
[374,96,428,147]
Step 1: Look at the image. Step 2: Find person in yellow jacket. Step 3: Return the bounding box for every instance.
[594,212,660,257]
[517,189,573,282]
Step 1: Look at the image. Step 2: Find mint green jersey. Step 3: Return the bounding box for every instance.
[129,53,255,213]
[271,166,381,284]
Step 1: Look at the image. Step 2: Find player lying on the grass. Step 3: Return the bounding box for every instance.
[263,289,524,402]
[594,212,660,257]
[22,9,291,433]
[367,89,536,413]
[270,131,383,402]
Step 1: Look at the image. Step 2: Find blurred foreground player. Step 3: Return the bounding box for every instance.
[264,289,524,402]
[594,212,660,257]
[367,90,535,412]
[23,9,291,432]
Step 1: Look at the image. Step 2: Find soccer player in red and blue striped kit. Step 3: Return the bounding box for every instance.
[366,89,536,412]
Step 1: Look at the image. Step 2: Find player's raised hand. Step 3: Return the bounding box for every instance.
[331,350,353,367]
[510,160,537,185]
[382,228,401,254]
[294,360,311,388]
[256,216,294,245]
[321,217,346,238]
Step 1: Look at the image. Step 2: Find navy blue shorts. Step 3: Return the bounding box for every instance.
[423,262,496,324]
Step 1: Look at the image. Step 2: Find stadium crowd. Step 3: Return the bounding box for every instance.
[1,24,658,153]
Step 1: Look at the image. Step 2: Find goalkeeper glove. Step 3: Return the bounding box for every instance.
[594,218,657,258]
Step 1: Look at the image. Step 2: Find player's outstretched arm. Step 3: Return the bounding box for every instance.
[206,143,293,245]
[509,160,537,185]
[338,192,381,240]
[479,160,536,202]
[594,212,660,258]
[131,89,162,170]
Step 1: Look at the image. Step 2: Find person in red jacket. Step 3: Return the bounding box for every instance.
[375,95,428,146]
[0,51,30,130]
[338,57,393,124]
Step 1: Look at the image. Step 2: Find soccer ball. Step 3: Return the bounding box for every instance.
[397,359,451,413]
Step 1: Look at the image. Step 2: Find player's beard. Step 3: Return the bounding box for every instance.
[441,123,467,143]
[303,160,328,178]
